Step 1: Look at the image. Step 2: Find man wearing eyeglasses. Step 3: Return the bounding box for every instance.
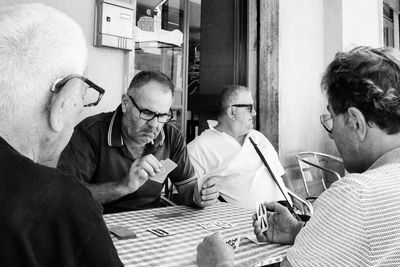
[58,70,219,213]
[197,47,400,266]
[187,85,290,211]
[0,3,122,266]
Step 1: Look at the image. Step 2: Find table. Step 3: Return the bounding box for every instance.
[104,202,291,267]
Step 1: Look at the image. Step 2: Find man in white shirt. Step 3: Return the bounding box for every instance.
[187,85,290,210]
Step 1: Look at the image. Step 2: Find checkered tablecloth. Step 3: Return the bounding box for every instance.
[103,202,291,267]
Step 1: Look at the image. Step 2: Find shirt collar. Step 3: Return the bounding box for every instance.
[208,119,253,144]
[107,105,165,148]
[368,146,400,170]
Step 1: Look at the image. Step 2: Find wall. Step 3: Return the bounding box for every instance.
[0,0,131,121]
[342,0,382,49]
[279,0,382,182]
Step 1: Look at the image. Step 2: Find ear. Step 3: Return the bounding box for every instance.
[226,107,235,120]
[347,107,367,142]
[48,93,68,133]
[121,94,129,113]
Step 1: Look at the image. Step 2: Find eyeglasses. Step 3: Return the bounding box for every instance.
[128,95,173,123]
[51,74,105,107]
[230,104,254,113]
[320,114,333,133]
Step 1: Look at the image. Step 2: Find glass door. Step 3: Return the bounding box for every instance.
[134,0,188,136]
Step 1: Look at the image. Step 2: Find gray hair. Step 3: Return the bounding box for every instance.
[0,3,87,119]
[127,71,175,96]
[322,46,400,134]
[217,85,250,117]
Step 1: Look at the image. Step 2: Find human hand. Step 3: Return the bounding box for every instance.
[194,177,219,208]
[121,154,162,194]
[196,232,234,267]
[252,202,302,245]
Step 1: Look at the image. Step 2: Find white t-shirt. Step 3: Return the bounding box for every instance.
[287,147,400,266]
[187,121,289,210]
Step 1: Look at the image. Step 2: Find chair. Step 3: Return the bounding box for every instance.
[287,189,313,217]
[160,178,177,206]
[296,151,345,203]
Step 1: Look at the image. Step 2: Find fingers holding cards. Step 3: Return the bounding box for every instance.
[256,202,268,232]
[150,158,177,183]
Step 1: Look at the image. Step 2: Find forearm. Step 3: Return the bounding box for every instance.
[85,182,129,204]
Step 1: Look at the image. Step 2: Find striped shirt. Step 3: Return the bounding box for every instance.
[287,147,400,266]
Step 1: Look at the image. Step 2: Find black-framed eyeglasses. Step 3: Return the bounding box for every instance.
[230,104,254,113]
[51,74,105,107]
[128,95,173,123]
[320,114,333,133]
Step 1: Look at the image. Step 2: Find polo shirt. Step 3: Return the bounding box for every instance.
[286,147,400,266]
[57,105,195,213]
[187,120,289,210]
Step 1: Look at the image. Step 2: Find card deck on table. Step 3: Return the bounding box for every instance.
[246,234,268,245]
[198,222,221,231]
[256,202,268,232]
[214,221,233,229]
[198,221,233,230]
[109,226,137,240]
[150,158,177,183]
[147,228,174,237]
[154,212,185,219]
[225,236,241,251]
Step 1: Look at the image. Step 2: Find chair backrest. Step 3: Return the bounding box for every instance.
[296,152,345,200]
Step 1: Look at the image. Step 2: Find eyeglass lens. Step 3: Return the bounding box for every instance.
[139,111,172,123]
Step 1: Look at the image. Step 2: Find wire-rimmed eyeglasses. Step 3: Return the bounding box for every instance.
[128,95,173,123]
[51,74,105,107]
[320,114,333,133]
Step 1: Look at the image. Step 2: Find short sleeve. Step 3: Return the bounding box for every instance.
[57,125,99,183]
[187,138,208,179]
[166,126,196,185]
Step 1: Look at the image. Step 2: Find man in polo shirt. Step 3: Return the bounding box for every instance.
[58,71,219,213]
[187,85,290,211]
[197,46,400,266]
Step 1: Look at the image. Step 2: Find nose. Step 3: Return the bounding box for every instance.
[251,108,256,116]
[147,116,159,128]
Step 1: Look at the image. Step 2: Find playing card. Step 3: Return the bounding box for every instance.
[246,234,268,245]
[150,158,177,183]
[198,222,222,231]
[214,221,233,229]
[256,202,268,232]
[109,226,137,240]
[225,236,241,251]
[154,212,184,219]
[147,228,174,237]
